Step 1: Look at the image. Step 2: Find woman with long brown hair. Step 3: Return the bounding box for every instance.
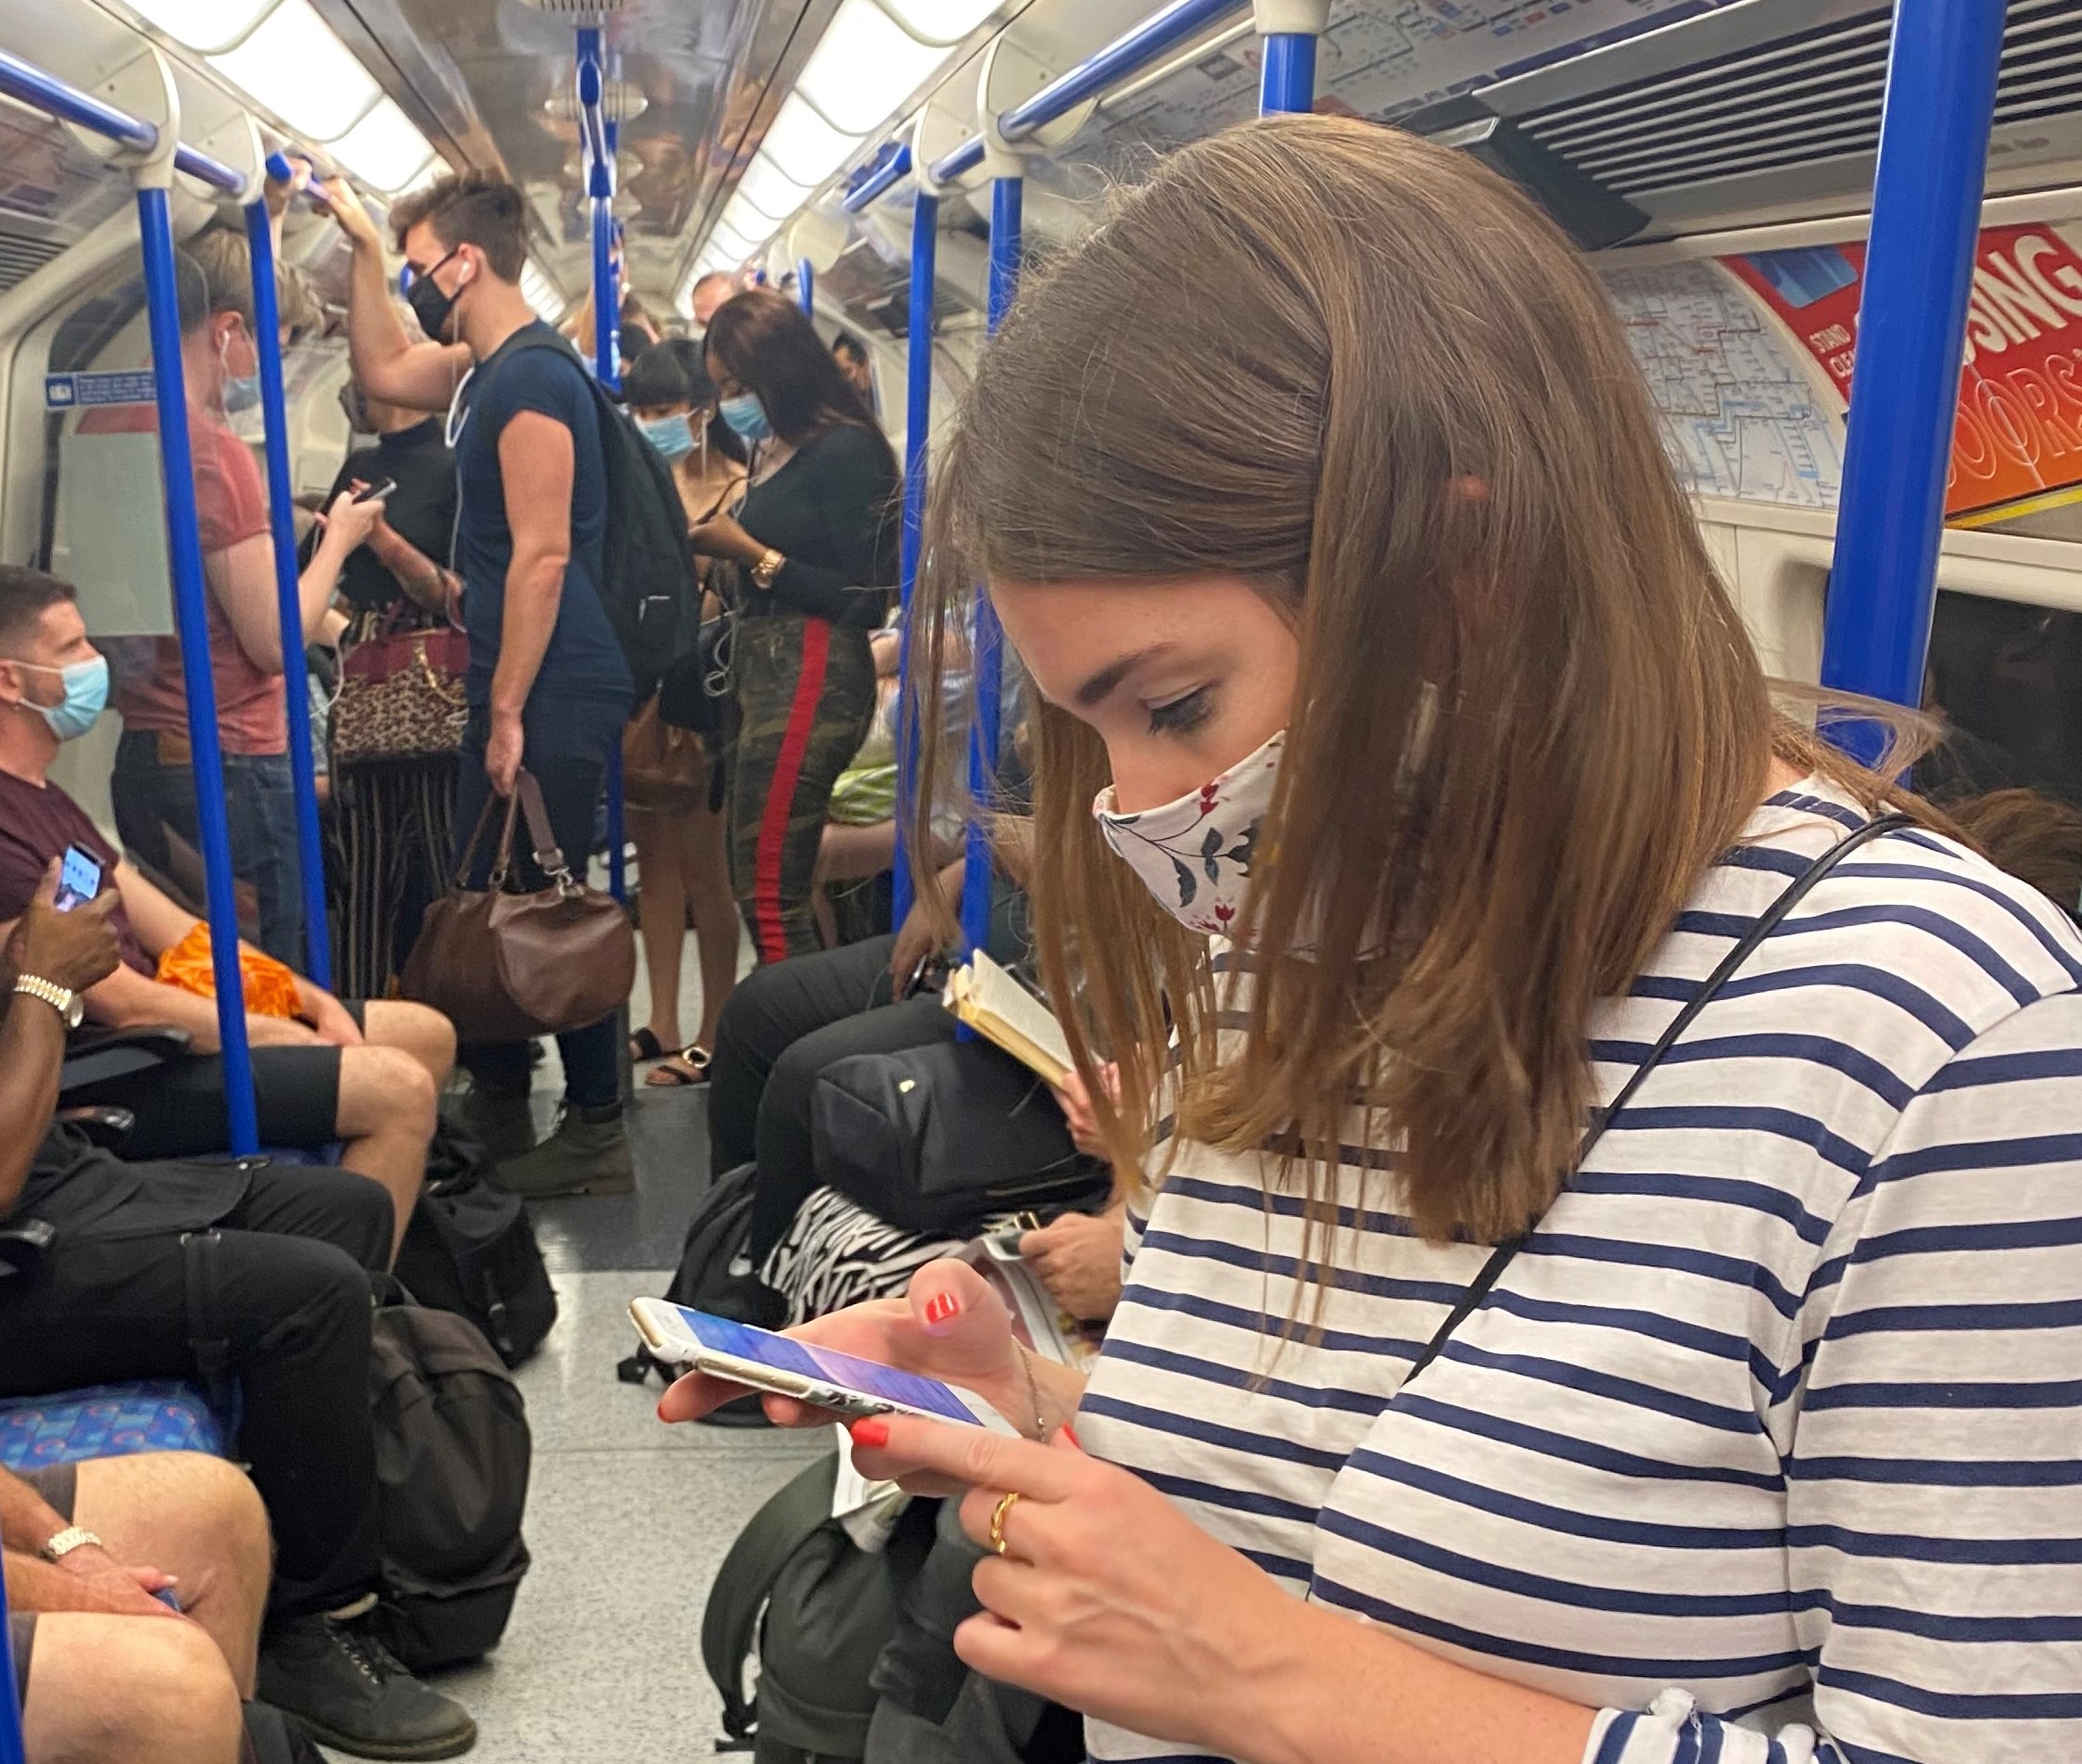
[664,118,2082,1764]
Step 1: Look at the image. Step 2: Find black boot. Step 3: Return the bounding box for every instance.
[258,1611,477,1760]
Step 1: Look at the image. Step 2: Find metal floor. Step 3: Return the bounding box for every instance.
[326,921,832,1762]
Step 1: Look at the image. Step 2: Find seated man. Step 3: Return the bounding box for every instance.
[0,565,453,1263]
[0,866,475,1758]
[7,1453,265,1763]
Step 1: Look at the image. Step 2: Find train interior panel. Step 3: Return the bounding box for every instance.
[0,0,2078,1758]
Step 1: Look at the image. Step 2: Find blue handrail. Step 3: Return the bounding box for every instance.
[796,256,815,316]
[244,197,334,984]
[141,185,262,1153]
[842,143,912,215]
[1259,32,1316,114]
[922,0,1246,183]
[1820,0,2006,760]
[890,189,939,929]
[0,44,244,192]
[957,173,1022,960]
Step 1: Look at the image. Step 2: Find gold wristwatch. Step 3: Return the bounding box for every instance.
[12,974,83,1030]
[750,548,785,591]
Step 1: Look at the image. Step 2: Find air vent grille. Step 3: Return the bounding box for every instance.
[1521,0,2082,199]
[514,0,631,14]
[0,228,64,296]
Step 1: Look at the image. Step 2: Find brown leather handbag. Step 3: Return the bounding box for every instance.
[400,769,635,1043]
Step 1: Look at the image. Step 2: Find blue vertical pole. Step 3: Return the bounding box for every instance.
[958,176,1021,958]
[1259,33,1316,113]
[891,191,938,930]
[1820,0,2004,760]
[244,198,332,985]
[140,185,259,1153]
[796,256,815,317]
[0,1585,18,1764]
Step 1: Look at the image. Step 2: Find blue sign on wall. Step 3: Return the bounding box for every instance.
[44,371,157,409]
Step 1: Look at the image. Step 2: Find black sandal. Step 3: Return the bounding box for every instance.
[628,1027,666,1062]
[644,1045,712,1088]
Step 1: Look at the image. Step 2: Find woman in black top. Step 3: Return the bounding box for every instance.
[318,373,462,996]
[695,290,899,963]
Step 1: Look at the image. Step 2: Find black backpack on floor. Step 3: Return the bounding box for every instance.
[487,330,695,702]
[398,1121,558,1367]
[616,1161,785,1390]
[703,1452,935,1763]
[367,1279,532,1672]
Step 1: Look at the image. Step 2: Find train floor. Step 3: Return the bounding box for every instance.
[322,920,831,1761]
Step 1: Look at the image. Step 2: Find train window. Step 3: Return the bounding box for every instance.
[1920,590,2082,808]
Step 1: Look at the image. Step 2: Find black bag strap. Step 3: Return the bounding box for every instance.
[181,1228,237,1423]
[701,1453,843,1742]
[1404,810,1915,1385]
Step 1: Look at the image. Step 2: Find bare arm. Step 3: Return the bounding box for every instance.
[206,496,382,674]
[0,985,67,1219]
[324,178,471,412]
[490,412,573,721]
[367,519,460,620]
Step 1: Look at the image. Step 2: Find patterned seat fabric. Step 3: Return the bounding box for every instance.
[0,1381,226,1469]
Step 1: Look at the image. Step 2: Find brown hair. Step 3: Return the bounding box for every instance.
[176,227,256,334]
[907,115,1936,1250]
[0,565,78,652]
[389,171,528,282]
[1948,788,2082,920]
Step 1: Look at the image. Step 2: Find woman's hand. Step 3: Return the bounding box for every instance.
[1049,1064,1119,1160]
[1019,1207,1124,1323]
[687,513,764,568]
[658,1262,1030,1477]
[849,1414,1296,1754]
[316,486,386,558]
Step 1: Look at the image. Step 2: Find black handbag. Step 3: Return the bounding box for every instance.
[811,1039,1110,1237]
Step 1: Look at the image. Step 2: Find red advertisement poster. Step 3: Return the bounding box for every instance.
[1724,225,2082,521]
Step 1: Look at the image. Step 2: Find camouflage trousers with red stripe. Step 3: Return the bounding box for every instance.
[727,615,877,965]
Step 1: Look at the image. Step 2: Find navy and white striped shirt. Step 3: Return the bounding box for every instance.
[1078,781,2082,1764]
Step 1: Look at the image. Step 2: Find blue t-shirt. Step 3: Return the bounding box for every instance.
[453,322,631,710]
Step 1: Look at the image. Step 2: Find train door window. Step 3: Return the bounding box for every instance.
[1920,590,2082,808]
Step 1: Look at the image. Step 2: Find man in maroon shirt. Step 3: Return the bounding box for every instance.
[0,565,451,1266]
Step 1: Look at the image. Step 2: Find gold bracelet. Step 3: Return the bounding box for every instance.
[1012,1340,1048,1441]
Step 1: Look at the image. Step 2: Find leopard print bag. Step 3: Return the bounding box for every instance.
[333,620,469,765]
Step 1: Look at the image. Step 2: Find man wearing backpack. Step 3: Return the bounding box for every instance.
[329,172,635,1198]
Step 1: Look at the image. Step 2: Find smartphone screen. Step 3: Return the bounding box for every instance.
[353,478,398,504]
[670,1305,980,1424]
[54,844,102,913]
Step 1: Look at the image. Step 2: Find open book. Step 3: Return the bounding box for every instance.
[940,949,1073,1089]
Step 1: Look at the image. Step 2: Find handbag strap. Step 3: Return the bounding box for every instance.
[1403,809,1916,1386]
[509,768,581,893]
[451,788,509,889]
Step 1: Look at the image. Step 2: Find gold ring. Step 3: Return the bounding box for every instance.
[987,1490,1023,1557]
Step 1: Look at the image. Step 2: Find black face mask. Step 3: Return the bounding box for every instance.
[406,247,464,342]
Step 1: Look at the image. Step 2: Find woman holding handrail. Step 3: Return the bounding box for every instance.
[665,118,2082,1764]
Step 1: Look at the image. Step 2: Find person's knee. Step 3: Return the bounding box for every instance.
[341,1045,438,1143]
[385,1002,456,1085]
[171,1453,271,1587]
[33,1617,244,1764]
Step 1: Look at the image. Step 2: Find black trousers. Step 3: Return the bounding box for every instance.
[0,1164,390,1621]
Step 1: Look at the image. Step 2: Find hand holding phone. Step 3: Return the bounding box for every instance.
[53,844,102,913]
[352,477,398,504]
[632,1299,1020,1434]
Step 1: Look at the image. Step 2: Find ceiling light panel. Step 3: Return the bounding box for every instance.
[208,0,380,142]
[125,0,280,53]
[760,93,864,188]
[797,0,949,135]
[876,0,1000,44]
[330,98,436,192]
[734,153,814,222]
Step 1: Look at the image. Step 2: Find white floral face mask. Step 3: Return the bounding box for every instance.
[1094,730,1283,937]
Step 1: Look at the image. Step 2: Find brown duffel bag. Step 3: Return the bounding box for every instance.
[400,768,634,1043]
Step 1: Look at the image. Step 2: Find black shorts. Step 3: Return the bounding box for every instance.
[10,1463,79,1711]
[72,1001,366,1159]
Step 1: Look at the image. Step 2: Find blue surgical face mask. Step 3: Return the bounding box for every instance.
[639,412,696,462]
[11,655,110,742]
[719,392,772,443]
[217,324,260,414]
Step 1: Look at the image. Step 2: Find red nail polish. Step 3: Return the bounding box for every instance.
[850,1416,890,1449]
[924,1293,958,1326]
[1060,1422,1083,1451]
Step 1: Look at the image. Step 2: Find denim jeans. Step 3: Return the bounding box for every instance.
[111,730,306,966]
[453,696,628,1111]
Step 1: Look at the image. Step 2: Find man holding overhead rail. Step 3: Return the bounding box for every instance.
[324,172,635,1199]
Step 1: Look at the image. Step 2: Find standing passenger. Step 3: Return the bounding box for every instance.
[692,291,898,963]
[94,231,383,965]
[325,173,636,1197]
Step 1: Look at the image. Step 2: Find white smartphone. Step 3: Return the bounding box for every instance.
[629,1298,1018,1434]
